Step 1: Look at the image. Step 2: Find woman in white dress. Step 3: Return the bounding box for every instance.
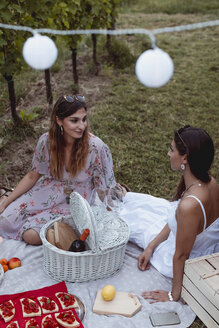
[120,125,219,302]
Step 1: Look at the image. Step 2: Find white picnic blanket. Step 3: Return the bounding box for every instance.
[0,239,196,328]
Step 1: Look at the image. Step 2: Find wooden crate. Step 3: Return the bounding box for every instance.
[182,252,219,328]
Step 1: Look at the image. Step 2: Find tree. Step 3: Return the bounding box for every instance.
[82,0,111,75]
[0,0,56,123]
[22,0,55,105]
[52,0,123,82]
[106,0,123,53]
[51,1,84,85]
[0,0,28,122]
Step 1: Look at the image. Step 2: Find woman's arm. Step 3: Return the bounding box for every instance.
[138,223,170,270]
[171,199,201,300]
[92,142,116,202]
[0,170,41,213]
[141,198,201,303]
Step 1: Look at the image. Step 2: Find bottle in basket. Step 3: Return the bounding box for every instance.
[69,229,90,252]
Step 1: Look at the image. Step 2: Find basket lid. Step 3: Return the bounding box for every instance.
[70,192,98,252]
[91,205,130,251]
[70,192,129,253]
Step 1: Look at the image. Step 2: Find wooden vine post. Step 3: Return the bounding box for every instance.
[45,69,53,104]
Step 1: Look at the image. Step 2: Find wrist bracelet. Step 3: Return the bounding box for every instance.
[168,291,173,301]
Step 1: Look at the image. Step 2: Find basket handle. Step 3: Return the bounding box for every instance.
[70,192,98,253]
[84,198,98,252]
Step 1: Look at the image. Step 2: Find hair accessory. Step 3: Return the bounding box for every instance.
[168,291,173,301]
[60,126,64,135]
[176,130,187,148]
[64,95,85,104]
[181,163,185,170]
[56,95,86,116]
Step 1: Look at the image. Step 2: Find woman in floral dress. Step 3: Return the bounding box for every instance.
[0,95,116,245]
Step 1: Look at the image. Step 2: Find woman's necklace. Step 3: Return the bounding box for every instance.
[64,180,73,204]
[181,180,202,198]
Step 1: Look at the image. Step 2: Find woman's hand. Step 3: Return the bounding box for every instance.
[138,224,170,271]
[0,199,7,214]
[0,204,6,214]
[141,290,170,303]
[138,247,153,271]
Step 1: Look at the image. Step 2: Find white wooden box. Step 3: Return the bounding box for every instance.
[181,252,219,328]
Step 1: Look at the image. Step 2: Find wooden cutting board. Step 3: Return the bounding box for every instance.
[93,290,142,317]
[54,222,79,251]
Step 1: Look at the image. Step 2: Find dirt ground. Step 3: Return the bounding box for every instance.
[0,56,111,188]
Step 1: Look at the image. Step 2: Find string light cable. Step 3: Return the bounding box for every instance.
[0,19,218,87]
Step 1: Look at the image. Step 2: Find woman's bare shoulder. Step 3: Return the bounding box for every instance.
[178,177,219,226]
[206,177,219,209]
[177,197,200,214]
[210,177,219,191]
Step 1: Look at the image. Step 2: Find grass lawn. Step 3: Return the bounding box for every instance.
[0,1,218,326]
[89,1,219,198]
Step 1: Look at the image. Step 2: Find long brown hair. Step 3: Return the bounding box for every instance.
[49,95,89,180]
[173,125,214,200]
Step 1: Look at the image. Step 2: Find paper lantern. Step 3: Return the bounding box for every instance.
[135,47,174,88]
[23,34,58,70]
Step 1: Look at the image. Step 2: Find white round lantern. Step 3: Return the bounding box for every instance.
[23,34,58,70]
[135,47,174,88]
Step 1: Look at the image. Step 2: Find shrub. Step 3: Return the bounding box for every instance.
[107,38,135,69]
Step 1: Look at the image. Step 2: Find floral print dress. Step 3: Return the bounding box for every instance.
[0,132,116,240]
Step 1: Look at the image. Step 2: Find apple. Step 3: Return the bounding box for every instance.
[8,257,21,270]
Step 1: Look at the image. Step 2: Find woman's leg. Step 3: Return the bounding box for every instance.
[22,229,42,245]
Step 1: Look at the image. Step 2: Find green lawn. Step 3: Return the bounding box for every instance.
[89,2,219,197]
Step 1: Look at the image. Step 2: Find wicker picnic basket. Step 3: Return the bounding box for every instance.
[40,192,130,283]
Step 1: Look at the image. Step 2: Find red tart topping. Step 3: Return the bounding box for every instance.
[22,298,39,313]
[40,297,56,311]
[56,293,76,307]
[42,316,59,328]
[0,301,14,317]
[0,301,14,310]
[2,306,14,317]
[57,311,76,324]
[6,322,19,328]
[26,318,39,328]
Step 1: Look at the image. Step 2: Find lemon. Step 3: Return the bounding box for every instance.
[101,285,116,301]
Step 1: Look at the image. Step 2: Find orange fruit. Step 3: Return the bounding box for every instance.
[0,258,8,266]
[2,264,9,272]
